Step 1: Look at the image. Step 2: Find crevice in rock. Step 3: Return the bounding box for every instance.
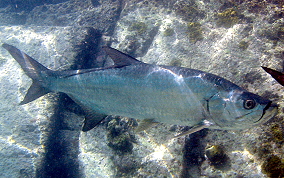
[36,94,82,178]
[180,129,208,178]
[72,28,103,69]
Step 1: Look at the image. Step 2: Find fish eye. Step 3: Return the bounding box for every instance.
[243,99,256,109]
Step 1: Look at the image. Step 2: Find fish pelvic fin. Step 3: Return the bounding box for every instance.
[2,43,52,104]
[172,120,213,139]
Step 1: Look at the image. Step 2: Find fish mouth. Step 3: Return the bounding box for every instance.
[255,102,278,124]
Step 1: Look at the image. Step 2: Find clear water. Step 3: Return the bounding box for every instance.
[0,0,283,177]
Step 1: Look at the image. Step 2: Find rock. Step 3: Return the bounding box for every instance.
[26,0,123,34]
[0,0,69,25]
[79,125,115,177]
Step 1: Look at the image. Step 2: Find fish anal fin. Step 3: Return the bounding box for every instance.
[82,111,107,132]
[135,118,159,133]
[20,80,51,105]
[172,120,213,139]
[102,46,143,67]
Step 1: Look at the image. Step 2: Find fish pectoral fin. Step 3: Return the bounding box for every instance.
[172,120,213,139]
[102,46,143,67]
[82,112,108,132]
[135,118,159,133]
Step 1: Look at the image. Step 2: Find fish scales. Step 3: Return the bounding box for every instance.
[51,65,206,126]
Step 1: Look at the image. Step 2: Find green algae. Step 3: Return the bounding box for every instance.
[205,145,230,170]
[277,26,284,41]
[174,1,205,21]
[163,27,174,36]
[229,0,284,13]
[106,117,137,153]
[262,155,284,178]
[187,22,203,43]
[128,22,148,35]
[170,59,182,67]
[216,8,239,28]
[270,123,284,143]
[258,24,284,42]
[238,40,249,50]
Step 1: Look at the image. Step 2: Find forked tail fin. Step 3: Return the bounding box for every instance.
[2,43,52,105]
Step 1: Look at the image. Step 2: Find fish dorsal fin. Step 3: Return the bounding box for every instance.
[56,47,144,78]
[102,46,143,67]
[172,120,213,139]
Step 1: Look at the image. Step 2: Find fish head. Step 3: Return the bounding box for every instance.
[208,90,277,130]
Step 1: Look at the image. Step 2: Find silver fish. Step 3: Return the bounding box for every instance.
[2,44,277,135]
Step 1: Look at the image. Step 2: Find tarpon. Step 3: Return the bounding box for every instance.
[2,43,277,136]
